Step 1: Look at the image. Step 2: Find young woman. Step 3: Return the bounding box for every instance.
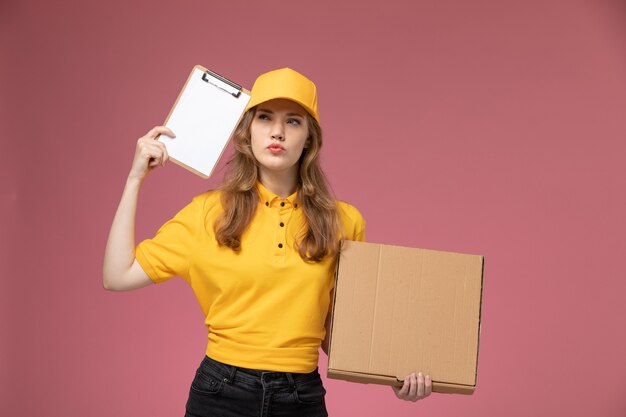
[103,68,431,417]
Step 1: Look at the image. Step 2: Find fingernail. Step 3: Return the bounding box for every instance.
[418,372,423,378]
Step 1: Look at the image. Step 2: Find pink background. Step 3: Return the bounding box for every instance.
[2,0,625,416]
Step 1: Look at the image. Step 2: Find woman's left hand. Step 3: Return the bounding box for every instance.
[392,372,432,402]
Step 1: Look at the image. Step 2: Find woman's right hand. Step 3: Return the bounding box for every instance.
[128,126,176,182]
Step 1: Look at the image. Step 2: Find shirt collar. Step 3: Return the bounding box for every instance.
[256,181,300,209]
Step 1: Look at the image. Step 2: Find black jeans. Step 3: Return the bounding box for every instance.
[184,356,328,417]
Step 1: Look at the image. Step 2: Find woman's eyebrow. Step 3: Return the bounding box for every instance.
[257,108,304,118]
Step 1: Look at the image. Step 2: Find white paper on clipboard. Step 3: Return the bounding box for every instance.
[158,65,251,178]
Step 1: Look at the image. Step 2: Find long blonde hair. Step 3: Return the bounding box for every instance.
[214,108,341,262]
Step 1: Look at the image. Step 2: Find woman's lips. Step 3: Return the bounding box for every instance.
[267,145,285,154]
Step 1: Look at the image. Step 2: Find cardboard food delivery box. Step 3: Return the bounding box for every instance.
[327,240,484,394]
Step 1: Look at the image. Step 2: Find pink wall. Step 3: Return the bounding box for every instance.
[2,0,625,415]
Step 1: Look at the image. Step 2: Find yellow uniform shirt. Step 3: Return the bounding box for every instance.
[135,182,365,373]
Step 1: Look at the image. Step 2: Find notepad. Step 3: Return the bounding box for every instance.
[158,65,251,178]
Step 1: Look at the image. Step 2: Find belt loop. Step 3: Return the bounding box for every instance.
[286,372,295,392]
[224,363,237,384]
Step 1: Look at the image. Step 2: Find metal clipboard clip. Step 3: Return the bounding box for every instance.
[202,69,242,98]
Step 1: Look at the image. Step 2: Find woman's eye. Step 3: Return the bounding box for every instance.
[287,118,301,125]
[258,114,270,120]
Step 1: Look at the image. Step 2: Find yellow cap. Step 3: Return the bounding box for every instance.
[245,68,319,123]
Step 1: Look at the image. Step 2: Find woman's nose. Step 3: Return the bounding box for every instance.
[270,121,284,141]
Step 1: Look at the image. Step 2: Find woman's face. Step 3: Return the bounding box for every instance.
[250,99,309,178]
